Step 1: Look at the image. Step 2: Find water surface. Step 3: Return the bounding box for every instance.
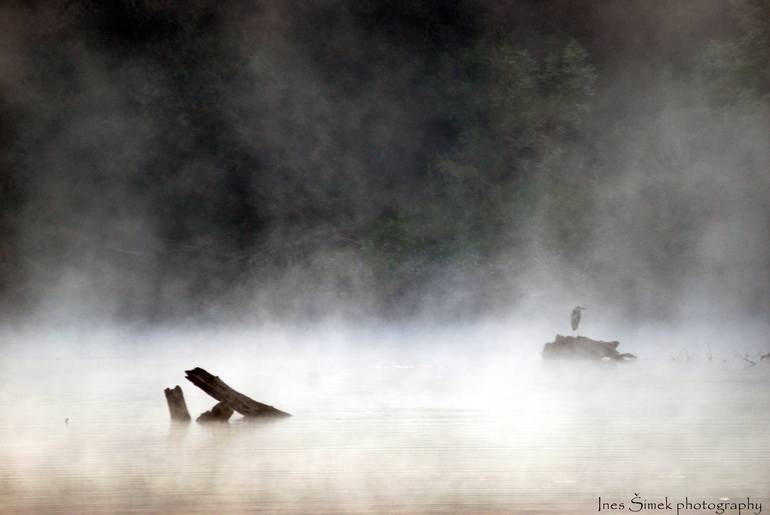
[1,339,768,513]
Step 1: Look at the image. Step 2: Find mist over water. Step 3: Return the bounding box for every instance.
[1,325,769,513]
[1,1,769,513]
[3,319,770,513]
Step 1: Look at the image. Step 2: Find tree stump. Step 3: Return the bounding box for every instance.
[164,385,191,422]
[197,402,234,423]
[185,367,291,417]
[542,335,637,361]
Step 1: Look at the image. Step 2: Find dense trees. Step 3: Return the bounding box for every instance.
[0,0,767,323]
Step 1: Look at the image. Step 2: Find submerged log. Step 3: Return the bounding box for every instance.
[197,402,234,423]
[164,385,192,422]
[185,367,291,418]
[542,335,637,361]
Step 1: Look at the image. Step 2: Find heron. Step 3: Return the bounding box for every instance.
[571,306,586,336]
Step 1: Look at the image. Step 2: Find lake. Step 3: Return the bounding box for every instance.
[1,327,768,513]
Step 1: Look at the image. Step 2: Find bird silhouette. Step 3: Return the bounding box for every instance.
[571,306,586,336]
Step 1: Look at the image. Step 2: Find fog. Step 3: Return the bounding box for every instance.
[0,0,769,512]
[2,324,769,512]
[0,1,767,326]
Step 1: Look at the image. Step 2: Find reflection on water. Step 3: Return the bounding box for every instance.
[1,350,768,513]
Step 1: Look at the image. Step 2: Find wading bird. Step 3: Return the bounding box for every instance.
[571,306,586,335]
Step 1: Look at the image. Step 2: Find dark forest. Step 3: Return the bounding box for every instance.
[1,0,768,325]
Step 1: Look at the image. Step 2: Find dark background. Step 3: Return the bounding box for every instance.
[1,0,768,325]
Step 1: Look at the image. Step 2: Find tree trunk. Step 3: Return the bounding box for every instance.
[185,367,291,417]
[164,385,191,422]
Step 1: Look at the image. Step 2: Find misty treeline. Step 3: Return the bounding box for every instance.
[0,0,768,324]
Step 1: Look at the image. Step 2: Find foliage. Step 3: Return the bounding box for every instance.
[0,0,767,321]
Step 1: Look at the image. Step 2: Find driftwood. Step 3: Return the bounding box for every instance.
[185,367,291,418]
[197,402,234,423]
[164,385,191,422]
[542,335,637,361]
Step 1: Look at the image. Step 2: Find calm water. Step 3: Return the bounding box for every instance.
[1,338,768,514]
